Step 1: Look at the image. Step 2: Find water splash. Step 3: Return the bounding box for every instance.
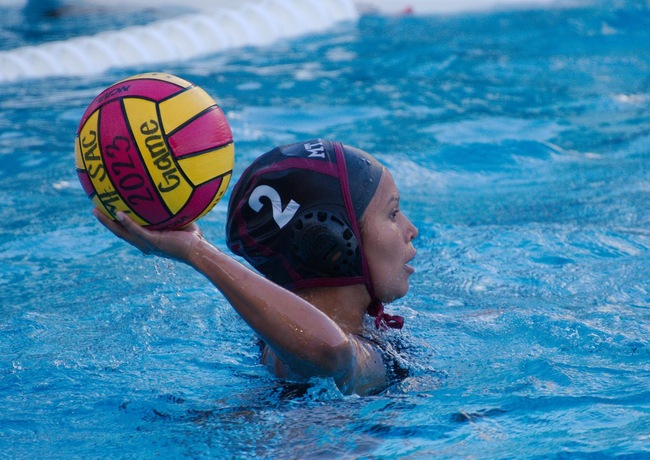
[0,0,358,83]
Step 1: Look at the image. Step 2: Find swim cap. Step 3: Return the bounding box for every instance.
[226,139,404,329]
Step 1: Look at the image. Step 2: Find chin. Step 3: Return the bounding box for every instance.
[374,275,411,303]
[382,287,409,304]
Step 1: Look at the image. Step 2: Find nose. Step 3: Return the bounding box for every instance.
[406,215,418,242]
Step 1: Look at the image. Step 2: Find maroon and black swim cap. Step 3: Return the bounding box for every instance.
[226,139,404,329]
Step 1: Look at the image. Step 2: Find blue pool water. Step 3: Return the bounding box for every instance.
[2,1,650,458]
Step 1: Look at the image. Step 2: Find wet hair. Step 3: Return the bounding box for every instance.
[226,139,403,329]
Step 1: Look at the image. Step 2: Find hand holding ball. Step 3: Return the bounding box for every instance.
[75,72,234,230]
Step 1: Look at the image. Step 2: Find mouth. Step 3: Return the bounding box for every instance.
[404,250,417,274]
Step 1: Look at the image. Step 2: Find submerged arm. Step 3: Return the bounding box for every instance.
[93,210,355,380]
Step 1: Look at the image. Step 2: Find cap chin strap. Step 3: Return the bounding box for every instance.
[333,142,404,330]
[367,298,404,330]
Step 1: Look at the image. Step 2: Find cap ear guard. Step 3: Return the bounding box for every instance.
[288,209,360,278]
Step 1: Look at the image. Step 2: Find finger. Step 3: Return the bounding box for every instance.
[93,209,152,253]
[118,212,159,240]
[179,222,202,237]
[93,208,131,239]
[115,211,148,236]
[114,211,163,254]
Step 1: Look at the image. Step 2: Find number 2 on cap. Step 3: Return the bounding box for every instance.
[248,185,300,229]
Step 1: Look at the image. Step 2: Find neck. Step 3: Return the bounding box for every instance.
[296,284,371,334]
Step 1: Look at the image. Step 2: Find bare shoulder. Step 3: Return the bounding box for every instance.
[340,334,388,395]
[260,335,388,395]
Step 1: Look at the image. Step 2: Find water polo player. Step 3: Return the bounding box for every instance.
[94,139,418,395]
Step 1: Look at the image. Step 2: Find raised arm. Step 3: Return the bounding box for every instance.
[93,210,355,380]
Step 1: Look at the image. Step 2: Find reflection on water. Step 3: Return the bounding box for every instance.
[1,1,649,458]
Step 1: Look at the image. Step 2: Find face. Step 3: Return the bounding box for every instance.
[360,169,418,303]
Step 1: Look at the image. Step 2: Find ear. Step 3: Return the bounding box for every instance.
[288,209,360,277]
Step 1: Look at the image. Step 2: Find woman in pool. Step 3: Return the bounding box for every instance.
[94,139,418,396]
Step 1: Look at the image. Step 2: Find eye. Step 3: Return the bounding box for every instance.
[390,209,400,221]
